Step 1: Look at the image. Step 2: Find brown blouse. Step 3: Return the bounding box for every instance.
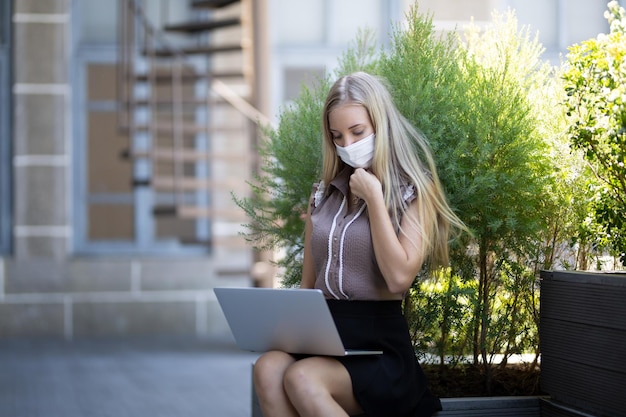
[309,167,416,301]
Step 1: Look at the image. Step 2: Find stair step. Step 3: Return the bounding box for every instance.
[131,123,244,134]
[151,176,248,192]
[122,148,252,163]
[153,205,247,220]
[146,44,242,57]
[178,236,248,248]
[120,93,249,108]
[134,70,244,83]
[121,99,209,108]
[164,17,240,34]
[133,123,206,134]
[121,84,250,108]
[191,0,240,9]
[134,73,207,83]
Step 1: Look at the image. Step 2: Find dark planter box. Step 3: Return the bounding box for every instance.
[253,388,543,416]
[540,270,626,417]
[251,361,544,416]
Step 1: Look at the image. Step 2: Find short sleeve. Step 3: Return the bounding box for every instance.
[402,183,416,205]
[312,180,326,208]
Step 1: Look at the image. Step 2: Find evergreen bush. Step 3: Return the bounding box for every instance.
[234,3,601,394]
[563,0,626,265]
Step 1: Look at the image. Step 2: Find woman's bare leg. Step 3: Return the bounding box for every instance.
[253,351,299,417]
[284,356,364,417]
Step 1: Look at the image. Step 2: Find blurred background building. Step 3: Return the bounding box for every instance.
[0,0,614,339]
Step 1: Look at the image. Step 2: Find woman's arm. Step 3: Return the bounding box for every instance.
[350,169,426,294]
[300,199,316,289]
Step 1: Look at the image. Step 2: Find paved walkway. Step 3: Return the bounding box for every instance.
[0,336,260,417]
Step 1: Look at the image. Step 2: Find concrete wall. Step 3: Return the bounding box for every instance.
[12,0,70,260]
[1,0,254,340]
[1,0,616,340]
[0,257,251,338]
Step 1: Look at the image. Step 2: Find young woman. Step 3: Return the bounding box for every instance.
[253,71,465,417]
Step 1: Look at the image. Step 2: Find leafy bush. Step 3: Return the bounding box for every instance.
[235,4,602,393]
[234,80,329,285]
[563,0,626,265]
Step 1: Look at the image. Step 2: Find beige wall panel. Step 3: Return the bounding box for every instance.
[4,259,72,293]
[88,204,133,241]
[67,259,133,292]
[72,301,196,337]
[140,259,216,290]
[156,216,196,240]
[14,0,69,14]
[13,22,67,84]
[0,303,65,337]
[87,63,118,102]
[4,258,132,293]
[14,94,66,155]
[87,111,132,193]
[14,165,67,226]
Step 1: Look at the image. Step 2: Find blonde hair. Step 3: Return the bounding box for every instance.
[321,71,465,269]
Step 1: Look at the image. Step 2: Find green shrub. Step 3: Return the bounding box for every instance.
[563,0,626,264]
[234,5,598,393]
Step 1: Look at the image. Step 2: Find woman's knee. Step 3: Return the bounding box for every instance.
[283,360,320,400]
[253,351,295,394]
[283,358,362,415]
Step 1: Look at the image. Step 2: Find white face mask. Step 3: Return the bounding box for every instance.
[335,133,375,168]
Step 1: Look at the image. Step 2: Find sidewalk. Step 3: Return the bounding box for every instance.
[0,336,260,417]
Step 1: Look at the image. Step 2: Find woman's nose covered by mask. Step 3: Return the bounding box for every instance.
[335,134,375,168]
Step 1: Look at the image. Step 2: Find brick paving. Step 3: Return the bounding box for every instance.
[0,336,260,417]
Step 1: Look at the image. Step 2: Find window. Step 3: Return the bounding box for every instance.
[73,0,213,254]
[0,0,11,253]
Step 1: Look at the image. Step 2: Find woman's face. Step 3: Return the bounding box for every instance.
[328,104,374,148]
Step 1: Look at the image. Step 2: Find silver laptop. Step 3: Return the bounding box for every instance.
[214,287,382,356]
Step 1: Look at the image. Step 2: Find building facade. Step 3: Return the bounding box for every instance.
[0,0,614,338]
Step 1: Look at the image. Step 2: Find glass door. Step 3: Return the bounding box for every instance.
[73,0,210,254]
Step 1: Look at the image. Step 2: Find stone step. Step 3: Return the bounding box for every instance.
[164,17,241,34]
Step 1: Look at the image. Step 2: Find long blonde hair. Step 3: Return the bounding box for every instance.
[321,71,465,269]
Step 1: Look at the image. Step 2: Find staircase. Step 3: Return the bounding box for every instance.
[117,0,270,249]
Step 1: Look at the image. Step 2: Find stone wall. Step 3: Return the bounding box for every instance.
[1,0,256,340]
[0,256,252,338]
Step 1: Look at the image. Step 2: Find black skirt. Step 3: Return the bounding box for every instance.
[326,299,441,417]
